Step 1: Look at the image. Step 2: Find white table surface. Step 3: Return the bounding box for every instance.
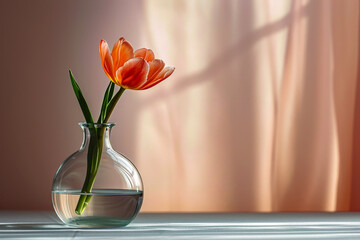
[1,211,360,239]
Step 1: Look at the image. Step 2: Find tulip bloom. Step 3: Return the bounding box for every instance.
[100,38,174,90]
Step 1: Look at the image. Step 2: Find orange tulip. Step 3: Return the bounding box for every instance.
[100,38,174,90]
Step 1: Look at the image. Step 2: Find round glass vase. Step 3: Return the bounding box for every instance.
[52,122,143,228]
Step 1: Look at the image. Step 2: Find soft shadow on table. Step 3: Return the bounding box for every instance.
[0,222,79,239]
[2,223,66,229]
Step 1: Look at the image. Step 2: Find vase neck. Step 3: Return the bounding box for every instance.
[79,123,115,150]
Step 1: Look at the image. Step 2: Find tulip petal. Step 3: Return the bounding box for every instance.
[100,40,116,82]
[140,66,174,90]
[111,38,123,70]
[111,38,134,70]
[118,39,134,68]
[147,59,165,82]
[116,58,149,89]
[134,48,155,62]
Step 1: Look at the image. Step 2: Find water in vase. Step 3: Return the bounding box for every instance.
[52,189,143,227]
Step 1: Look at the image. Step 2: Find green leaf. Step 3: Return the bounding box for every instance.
[69,70,94,123]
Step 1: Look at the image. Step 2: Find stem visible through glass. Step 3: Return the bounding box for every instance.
[75,127,104,215]
[74,87,125,215]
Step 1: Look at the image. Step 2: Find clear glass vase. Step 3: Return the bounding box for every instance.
[52,122,143,227]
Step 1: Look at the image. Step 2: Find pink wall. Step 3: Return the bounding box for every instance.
[0,0,146,210]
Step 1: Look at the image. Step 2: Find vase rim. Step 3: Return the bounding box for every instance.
[79,122,116,128]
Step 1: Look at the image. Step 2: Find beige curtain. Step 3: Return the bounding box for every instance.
[130,0,360,212]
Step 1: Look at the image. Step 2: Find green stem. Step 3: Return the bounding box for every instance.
[75,127,105,215]
[104,87,126,123]
[74,87,125,215]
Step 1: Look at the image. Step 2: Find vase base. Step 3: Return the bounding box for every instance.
[65,216,133,228]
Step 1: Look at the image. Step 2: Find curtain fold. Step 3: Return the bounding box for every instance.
[275,0,359,211]
[350,1,360,212]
